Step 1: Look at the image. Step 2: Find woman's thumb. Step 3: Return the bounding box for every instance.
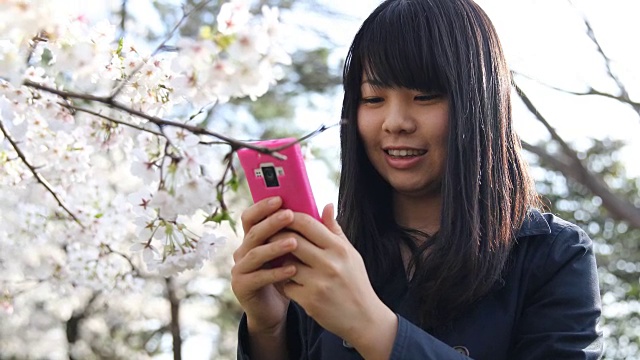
[321,203,343,235]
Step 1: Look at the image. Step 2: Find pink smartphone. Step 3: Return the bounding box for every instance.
[237,138,320,221]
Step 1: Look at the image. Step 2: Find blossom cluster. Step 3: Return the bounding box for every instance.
[0,0,290,285]
[0,0,296,357]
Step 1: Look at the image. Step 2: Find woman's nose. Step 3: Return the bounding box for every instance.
[382,102,417,134]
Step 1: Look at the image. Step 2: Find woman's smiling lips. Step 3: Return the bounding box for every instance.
[382,146,427,169]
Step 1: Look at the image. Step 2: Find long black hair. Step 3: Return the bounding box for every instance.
[337,0,540,328]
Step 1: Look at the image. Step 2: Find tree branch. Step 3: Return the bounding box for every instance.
[0,120,84,227]
[513,71,640,111]
[24,80,289,159]
[515,81,640,228]
[513,82,582,163]
[27,80,335,161]
[522,140,640,228]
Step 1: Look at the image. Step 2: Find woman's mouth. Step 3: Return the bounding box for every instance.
[383,148,427,169]
[384,149,427,157]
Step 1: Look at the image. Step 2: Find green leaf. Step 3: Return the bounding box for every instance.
[222,210,237,234]
[214,34,235,51]
[209,212,224,224]
[116,37,124,56]
[204,209,237,235]
[227,174,239,192]
[40,48,53,66]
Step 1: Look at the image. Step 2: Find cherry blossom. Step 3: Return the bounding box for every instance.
[0,1,297,357]
[0,1,290,284]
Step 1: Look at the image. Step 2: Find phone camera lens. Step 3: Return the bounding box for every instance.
[262,166,279,188]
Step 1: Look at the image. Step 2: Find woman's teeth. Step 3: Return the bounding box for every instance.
[386,149,426,157]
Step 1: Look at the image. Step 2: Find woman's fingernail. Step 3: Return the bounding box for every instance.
[283,238,295,248]
[268,197,280,206]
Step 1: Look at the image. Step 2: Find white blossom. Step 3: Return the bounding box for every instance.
[0,2,291,355]
[217,0,251,35]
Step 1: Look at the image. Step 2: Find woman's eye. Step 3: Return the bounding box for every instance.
[415,94,440,102]
[361,97,383,104]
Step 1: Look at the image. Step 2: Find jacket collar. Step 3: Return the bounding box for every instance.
[516,208,551,238]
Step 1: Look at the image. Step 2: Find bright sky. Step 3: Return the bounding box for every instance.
[345,0,638,142]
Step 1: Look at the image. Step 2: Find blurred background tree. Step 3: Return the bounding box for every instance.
[509,4,640,357]
[531,138,640,358]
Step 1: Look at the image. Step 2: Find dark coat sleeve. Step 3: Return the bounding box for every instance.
[237,313,250,360]
[389,315,472,359]
[237,303,305,360]
[508,223,603,359]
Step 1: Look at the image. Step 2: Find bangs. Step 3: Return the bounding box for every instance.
[353,0,448,93]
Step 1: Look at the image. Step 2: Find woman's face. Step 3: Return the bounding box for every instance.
[357,80,449,200]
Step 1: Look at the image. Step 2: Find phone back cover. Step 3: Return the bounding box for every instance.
[237,138,320,220]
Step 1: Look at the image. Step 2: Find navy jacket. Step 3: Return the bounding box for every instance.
[237,211,603,359]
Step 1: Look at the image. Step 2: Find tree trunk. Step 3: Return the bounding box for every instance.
[66,293,98,360]
[167,277,182,360]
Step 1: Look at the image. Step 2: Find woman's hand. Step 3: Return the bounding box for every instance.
[281,204,398,360]
[231,196,298,336]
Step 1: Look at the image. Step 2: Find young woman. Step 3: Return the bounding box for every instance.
[231,0,603,359]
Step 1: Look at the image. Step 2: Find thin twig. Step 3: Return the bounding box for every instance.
[64,104,164,137]
[26,34,48,65]
[568,0,626,93]
[159,126,183,160]
[215,150,235,212]
[104,244,139,275]
[513,71,640,117]
[566,0,640,116]
[198,140,231,146]
[0,120,84,227]
[158,141,171,191]
[271,122,339,151]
